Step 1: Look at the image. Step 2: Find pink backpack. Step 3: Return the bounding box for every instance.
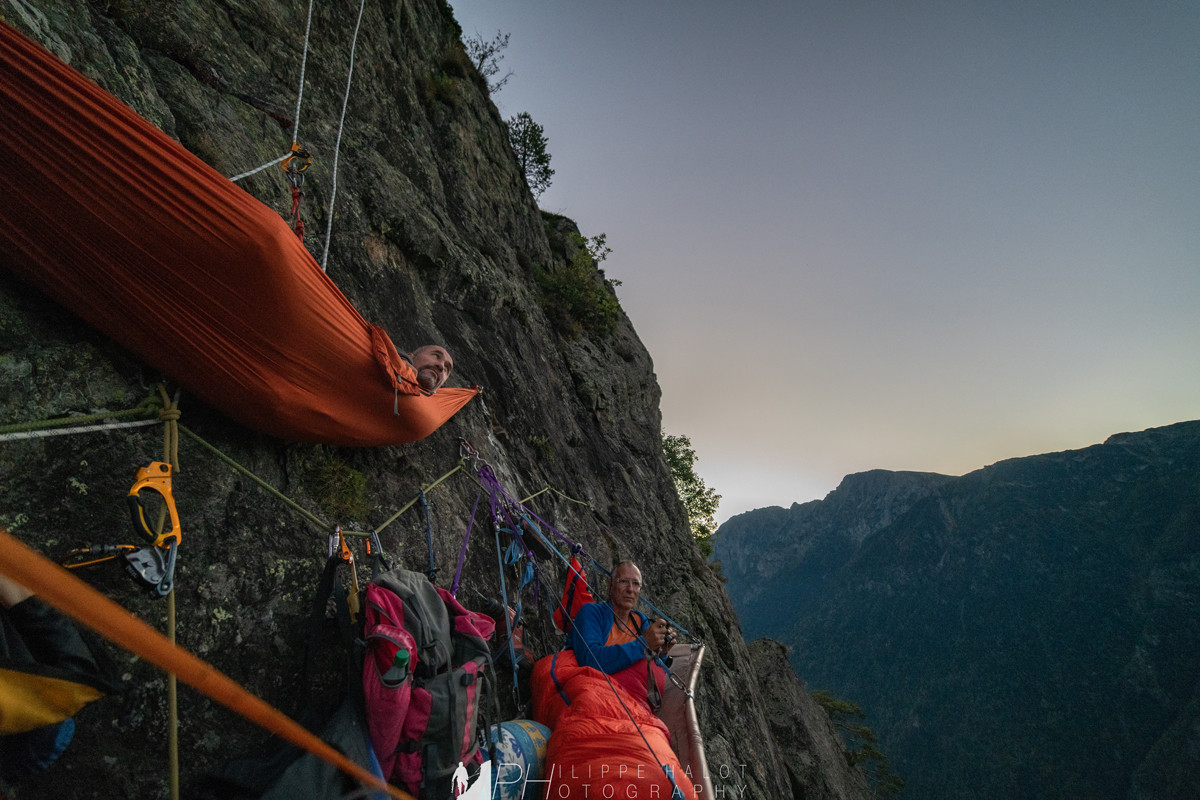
[362,569,495,798]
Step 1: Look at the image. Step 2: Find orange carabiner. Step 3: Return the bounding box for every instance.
[126,461,181,548]
[279,141,312,179]
[331,527,361,620]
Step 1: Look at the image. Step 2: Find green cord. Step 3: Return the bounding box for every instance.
[177,425,330,531]
[372,461,465,535]
[0,394,161,435]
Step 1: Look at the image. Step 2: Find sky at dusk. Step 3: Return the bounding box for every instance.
[449,1,1199,523]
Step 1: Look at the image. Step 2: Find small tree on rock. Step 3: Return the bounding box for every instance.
[812,690,906,798]
[506,111,554,199]
[464,30,513,94]
[662,431,721,556]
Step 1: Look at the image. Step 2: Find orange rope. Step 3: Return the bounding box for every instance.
[0,529,414,800]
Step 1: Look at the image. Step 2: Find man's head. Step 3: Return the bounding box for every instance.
[408,345,453,392]
[609,561,643,618]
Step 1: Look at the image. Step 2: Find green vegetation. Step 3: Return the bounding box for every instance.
[419,72,458,107]
[417,41,475,108]
[303,458,369,521]
[506,111,554,198]
[535,232,620,338]
[812,690,904,799]
[661,431,721,557]
[439,41,473,79]
[527,433,553,460]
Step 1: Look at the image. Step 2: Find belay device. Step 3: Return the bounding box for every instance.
[123,461,181,596]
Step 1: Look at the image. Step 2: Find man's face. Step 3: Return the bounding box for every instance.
[609,563,642,617]
[410,345,453,392]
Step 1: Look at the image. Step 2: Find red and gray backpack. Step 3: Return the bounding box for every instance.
[362,568,495,799]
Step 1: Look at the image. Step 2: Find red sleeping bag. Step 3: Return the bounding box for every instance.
[532,650,697,800]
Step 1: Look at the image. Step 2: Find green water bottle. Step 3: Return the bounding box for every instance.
[384,647,410,685]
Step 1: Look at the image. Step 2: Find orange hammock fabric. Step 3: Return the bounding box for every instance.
[0,22,477,446]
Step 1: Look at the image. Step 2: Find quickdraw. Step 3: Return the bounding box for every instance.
[329,526,361,620]
[279,140,312,184]
[280,141,311,240]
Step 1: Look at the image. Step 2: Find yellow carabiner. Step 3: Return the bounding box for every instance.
[126,461,181,548]
[279,141,312,177]
[332,526,362,621]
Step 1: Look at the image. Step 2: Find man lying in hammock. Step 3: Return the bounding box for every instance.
[567,560,675,713]
[403,345,454,393]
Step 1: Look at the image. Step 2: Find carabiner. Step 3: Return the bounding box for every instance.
[279,141,312,186]
[126,461,181,548]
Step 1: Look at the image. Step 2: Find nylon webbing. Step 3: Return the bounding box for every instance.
[489,497,518,694]
[450,489,482,597]
[0,531,414,800]
[177,425,330,531]
[419,489,437,582]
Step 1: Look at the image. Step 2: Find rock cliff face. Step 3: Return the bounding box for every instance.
[0,2,869,798]
[715,421,1200,800]
[748,640,871,800]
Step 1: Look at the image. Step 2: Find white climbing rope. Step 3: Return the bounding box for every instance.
[320,0,368,272]
[228,0,315,183]
[0,418,160,442]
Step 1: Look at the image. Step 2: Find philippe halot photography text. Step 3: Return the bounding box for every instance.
[492,759,749,798]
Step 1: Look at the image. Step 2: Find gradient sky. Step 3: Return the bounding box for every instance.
[449,1,1199,523]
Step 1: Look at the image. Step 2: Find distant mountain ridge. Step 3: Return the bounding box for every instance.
[714,421,1200,800]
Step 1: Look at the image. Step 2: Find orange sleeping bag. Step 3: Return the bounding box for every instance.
[0,21,477,445]
[532,650,698,800]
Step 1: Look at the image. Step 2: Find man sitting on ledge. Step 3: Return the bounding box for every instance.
[568,560,674,713]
